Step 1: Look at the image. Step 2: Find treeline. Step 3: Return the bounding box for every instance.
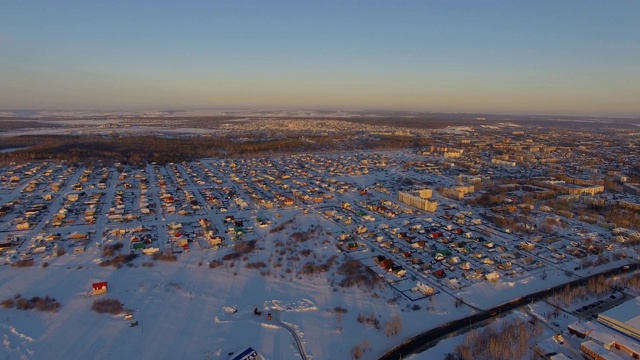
[624,273,640,293]
[550,275,618,307]
[368,135,434,149]
[0,133,441,166]
[0,135,311,165]
[600,205,640,229]
[446,318,542,360]
[0,120,61,130]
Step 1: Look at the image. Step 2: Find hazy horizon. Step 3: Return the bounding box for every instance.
[2,1,639,117]
[1,108,640,120]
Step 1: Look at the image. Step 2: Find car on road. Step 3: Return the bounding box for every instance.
[490,311,497,316]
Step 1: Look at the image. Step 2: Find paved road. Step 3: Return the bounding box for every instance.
[378,263,639,360]
[270,311,308,360]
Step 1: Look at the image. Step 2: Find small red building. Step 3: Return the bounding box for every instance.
[380,258,394,271]
[92,282,108,296]
[434,269,447,279]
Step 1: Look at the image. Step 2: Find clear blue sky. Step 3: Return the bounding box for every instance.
[1,0,639,116]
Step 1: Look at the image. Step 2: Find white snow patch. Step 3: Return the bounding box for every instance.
[265,298,317,312]
[10,327,34,343]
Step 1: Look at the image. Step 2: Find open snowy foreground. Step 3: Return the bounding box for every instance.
[0,212,475,360]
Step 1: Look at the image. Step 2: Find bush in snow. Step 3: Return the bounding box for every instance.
[245,262,266,269]
[208,260,223,269]
[2,294,60,312]
[231,240,256,255]
[11,259,34,267]
[91,298,128,315]
[357,313,380,329]
[1,299,15,309]
[337,259,380,288]
[153,250,177,262]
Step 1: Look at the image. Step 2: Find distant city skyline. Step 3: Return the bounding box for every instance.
[1,0,639,116]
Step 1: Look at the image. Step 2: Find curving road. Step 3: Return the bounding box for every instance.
[229,309,308,360]
[379,263,639,360]
[270,311,308,360]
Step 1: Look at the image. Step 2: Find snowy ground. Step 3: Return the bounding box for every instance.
[0,209,475,360]
[0,247,470,359]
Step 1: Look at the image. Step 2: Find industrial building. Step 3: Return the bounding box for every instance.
[597,296,640,342]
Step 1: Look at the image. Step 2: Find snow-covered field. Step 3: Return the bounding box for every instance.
[2,215,631,359]
[0,218,472,360]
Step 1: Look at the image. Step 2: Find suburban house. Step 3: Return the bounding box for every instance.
[16,221,30,230]
[485,272,500,282]
[379,258,394,271]
[415,281,435,296]
[434,269,447,278]
[231,347,258,360]
[92,282,108,295]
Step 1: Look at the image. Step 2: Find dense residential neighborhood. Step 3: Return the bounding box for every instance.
[0,116,639,360]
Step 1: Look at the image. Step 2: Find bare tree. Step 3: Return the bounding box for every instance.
[444,353,458,360]
[384,315,403,337]
[453,318,533,359]
[455,298,463,308]
[361,339,371,353]
[351,345,363,359]
[333,306,348,332]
